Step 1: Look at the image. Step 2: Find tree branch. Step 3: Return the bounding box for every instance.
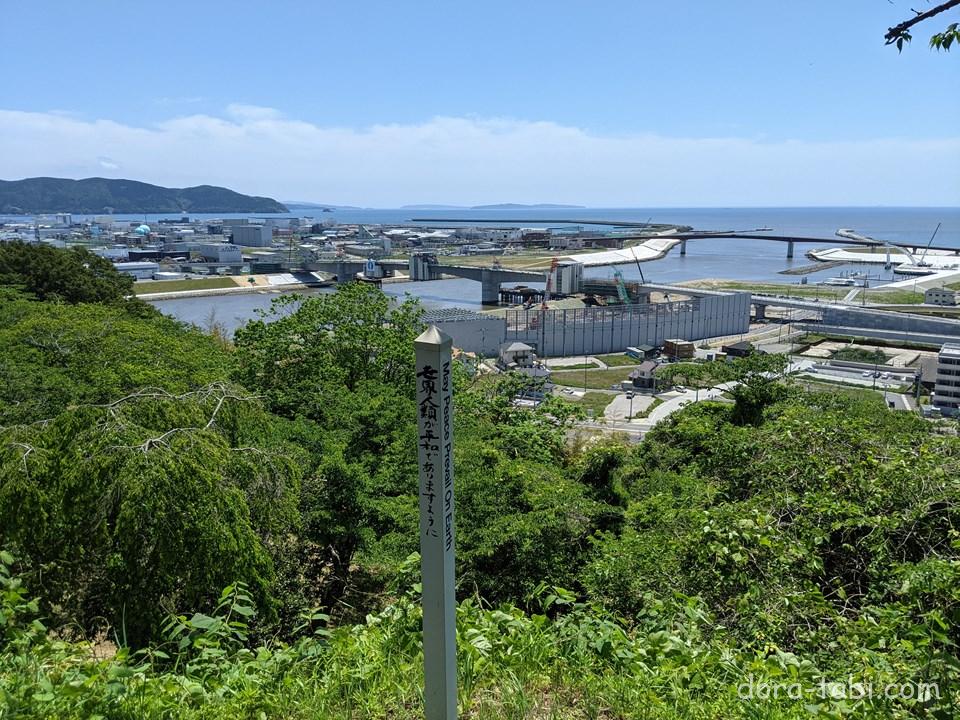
[885,0,960,44]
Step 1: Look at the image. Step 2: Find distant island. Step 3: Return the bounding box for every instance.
[470,203,586,210]
[400,204,468,210]
[401,203,587,210]
[0,177,288,214]
[284,201,361,211]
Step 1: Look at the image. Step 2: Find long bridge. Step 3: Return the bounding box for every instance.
[306,256,546,303]
[410,217,958,260]
[662,232,960,260]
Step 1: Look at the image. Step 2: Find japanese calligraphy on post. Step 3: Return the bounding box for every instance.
[414,325,457,720]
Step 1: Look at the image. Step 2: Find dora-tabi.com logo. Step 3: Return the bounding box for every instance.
[737,674,941,702]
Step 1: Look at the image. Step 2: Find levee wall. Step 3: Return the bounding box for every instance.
[821,306,960,338]
[429,316,506,356]
[504,293,751,357]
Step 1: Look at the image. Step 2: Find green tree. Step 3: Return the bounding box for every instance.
[725,353,790,426]
[0,297,232,425]
[0,241,134,303]
[0,385,304,646]
[233,283,424,417]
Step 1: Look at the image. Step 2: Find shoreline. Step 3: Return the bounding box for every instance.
[136,283,315,301]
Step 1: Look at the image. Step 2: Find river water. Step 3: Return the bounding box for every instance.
[132,206,960,334]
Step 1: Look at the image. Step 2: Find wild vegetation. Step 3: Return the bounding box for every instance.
[1,244,958,718]
[832,347,889,364]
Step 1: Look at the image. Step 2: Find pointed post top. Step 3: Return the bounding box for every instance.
[415,324,453,351]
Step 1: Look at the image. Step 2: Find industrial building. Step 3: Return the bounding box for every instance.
[925,288,960,306]
[231,224,273,247]
[198,243,243,264]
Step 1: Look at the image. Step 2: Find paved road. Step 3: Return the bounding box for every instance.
[569,358,918,441]
[604,393,655,421]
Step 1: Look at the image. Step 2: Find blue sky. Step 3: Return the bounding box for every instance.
[1,0,958,206]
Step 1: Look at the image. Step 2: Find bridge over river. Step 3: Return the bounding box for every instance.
[411,217,960,260]
[306,256,546,303]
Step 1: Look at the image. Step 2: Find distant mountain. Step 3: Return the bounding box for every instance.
[470,203,586,210]
[0,177,288,214]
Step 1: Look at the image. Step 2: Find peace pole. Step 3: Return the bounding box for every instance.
[414,325,457,720]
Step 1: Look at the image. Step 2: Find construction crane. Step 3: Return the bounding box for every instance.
[613,268,630,304]
[629,244,646,285]
[542,256,560,309]
[838,224,942,271]
[917,222,942,267]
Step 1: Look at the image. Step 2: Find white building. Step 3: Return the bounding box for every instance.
[92,247,130,261]
[925,288,960,306]
[231,224,273,247]
[114,261,160,279]
[199,243,243,263]
[933,343,960,414]
[499,341,536,368]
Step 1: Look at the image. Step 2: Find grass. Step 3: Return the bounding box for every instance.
[551,367,635,390]
[596,353,642,367]
[684,280,924,305]
[860,289,925,305]
[0,585,815,720]
[134,277,240,295]
[551,362,599,370]
[684,280,851,302]
[565,390,614,417]
[795,376,901,400]
[832,347,889,364]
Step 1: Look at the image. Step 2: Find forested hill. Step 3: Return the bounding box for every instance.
[0,177,288,214]
[1,241,959,717]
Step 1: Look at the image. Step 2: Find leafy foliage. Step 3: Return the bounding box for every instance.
[0,240,134,303]
[0,296,232,425]
[930,22,960,50]
[2,256,959,716]
[0,385,304,646]
[833,346,888,364]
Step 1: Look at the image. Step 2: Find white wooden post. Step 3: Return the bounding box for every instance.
[414,325,457,720]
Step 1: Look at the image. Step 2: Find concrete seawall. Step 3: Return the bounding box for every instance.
[136,283,312,301]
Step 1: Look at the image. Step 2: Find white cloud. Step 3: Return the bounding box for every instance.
[0,107,957,206]
[97,156,120,170]
[224,104,283,122]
